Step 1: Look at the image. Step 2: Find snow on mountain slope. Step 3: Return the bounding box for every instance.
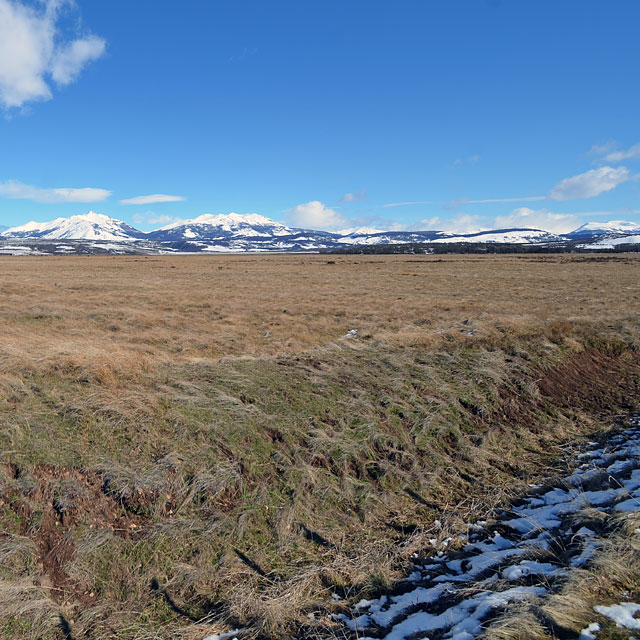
[1,212,146,241]
[336,230,451,245]
[3,211,639,253]
[149,213,293,241]
[336,228,562,246]
[431,228,562,244]
[337,226,386,236]
[566,220,640,239]
[579,234,640,249]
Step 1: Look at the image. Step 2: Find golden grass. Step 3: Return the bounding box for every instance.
[0,253,638,378]
[0,253,638,639]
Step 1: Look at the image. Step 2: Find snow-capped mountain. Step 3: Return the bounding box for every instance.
[336,228,562,246]
[431,228,563,244]
[337,226,386,236]
[1,211,639,253]
[565,220,640,240]
[146,213,353,252]
[1,211,147,241]
[147,213,294,242]
[580,234,640,249]
[336,230,448,245]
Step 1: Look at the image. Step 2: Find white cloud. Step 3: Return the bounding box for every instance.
[588,141,618,157]
[589,141,640,163]
[132,212,184,227]
[603,143,640,163]
[494,207,579,233]
[120,194,185,205]
[418,213,484,234]
[549,166,629,201]
[382,201,433,208]
[50,34,105,85]
[385,221,414,231]
[339,189,366,203]
[0,0,105,109]
[287,200,347,230]
[0,180,110,203]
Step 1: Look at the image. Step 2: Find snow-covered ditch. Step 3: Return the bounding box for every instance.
[326,415,640,640]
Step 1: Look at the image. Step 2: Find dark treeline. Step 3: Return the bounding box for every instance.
[320,241,640,255]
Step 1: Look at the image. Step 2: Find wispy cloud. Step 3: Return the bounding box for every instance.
[287,200,347,230]
[417,213,484,234]
[452,154,481,168]
[50,35,105,86]
[0,180,111,203]
[549,166,629,201]
[444,195,545,210]
[0,0,106,109]
[381,201,433,208]
[339,189,367,203]
[120,194,185,205]
[603,143,640,163]
[467,196,546,204]
[589,141,640,163]
[588,141,618,157]
[132,213,184,227]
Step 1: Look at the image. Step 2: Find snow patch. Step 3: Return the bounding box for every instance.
[578,622,600,639]
[594,602,640,629]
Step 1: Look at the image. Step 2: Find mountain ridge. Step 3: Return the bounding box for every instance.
[1,211,147,241]
[2,211,640,252]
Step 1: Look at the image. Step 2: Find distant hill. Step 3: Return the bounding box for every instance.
[565,220,640,240]
[1,211,639,254]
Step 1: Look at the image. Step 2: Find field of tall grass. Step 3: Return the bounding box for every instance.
[0,253,639,639]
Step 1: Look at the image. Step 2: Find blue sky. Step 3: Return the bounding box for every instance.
[1,0,639,233]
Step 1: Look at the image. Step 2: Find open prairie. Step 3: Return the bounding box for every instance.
[2,253,639,366]
[1,253,640,639]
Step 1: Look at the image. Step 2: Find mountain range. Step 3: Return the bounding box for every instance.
[1,211,639,254]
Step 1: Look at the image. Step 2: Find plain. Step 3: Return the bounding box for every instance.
[0,253,639,639]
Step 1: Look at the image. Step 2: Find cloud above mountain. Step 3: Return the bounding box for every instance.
[339,189,367,203]
[287,200,347,230]
[418,213,484,234]
[0,180,111,203]
[120,194,185,205]
[0,0,105,109]
[494,207,579,234]
[549,166,630,201]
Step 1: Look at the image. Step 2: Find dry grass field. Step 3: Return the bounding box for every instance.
[1,253,640,639]
[2,253,639,368]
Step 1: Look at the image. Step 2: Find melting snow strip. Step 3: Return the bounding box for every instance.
[330,416,640,640]
[593,602,640,629]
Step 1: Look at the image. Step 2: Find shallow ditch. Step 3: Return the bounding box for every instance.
[326,414,640,640]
